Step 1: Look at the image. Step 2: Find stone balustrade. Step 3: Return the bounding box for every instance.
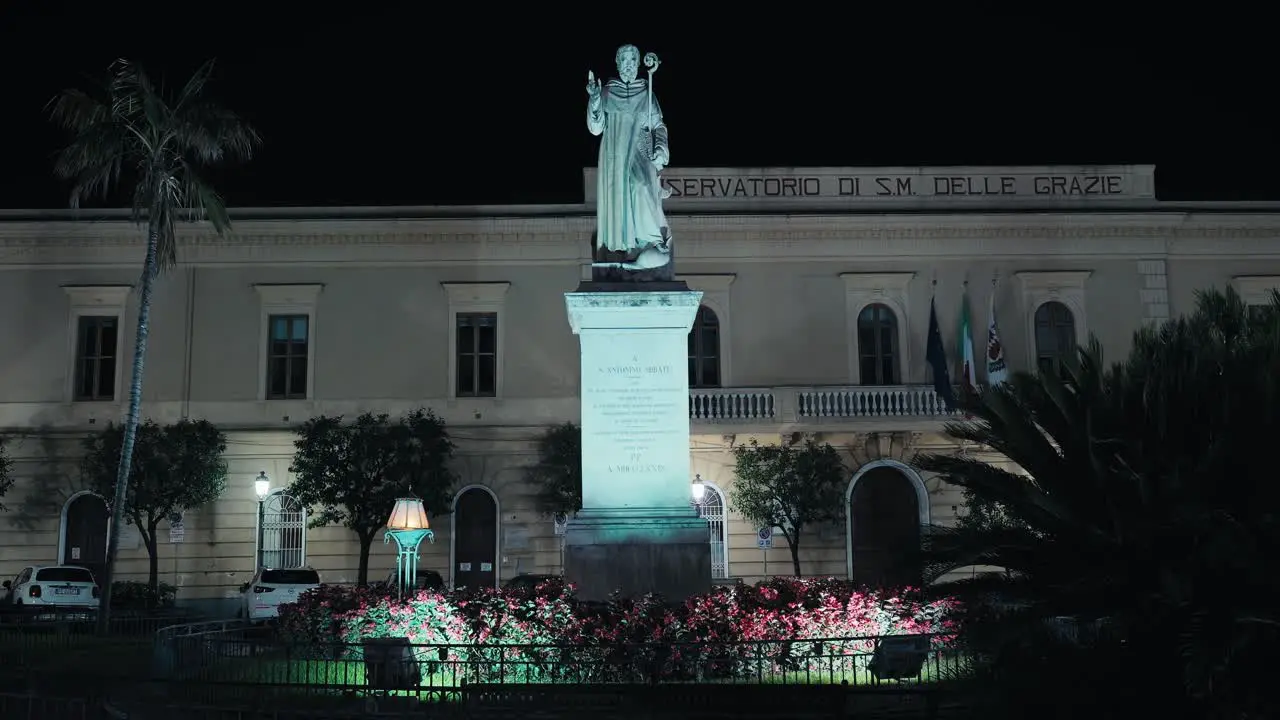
[690,385,961,424]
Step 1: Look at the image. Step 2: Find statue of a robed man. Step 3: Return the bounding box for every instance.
[586,44,674,281]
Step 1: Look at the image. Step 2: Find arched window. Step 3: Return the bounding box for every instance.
[693,484,729,579]
[258,491,307,569]
[857,304,899,385]
[1034,301,1076,376]
[688,305,721,388]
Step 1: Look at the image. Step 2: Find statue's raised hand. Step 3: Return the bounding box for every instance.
[586,71,601,98]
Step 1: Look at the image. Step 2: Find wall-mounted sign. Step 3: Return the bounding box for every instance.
[584,165,1156,209]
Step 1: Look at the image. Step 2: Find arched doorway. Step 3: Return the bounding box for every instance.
[258,491,307,569]
[693,483,729,579]
[61,492,109,582]
[451,486,499,589]
[847,462,928,588]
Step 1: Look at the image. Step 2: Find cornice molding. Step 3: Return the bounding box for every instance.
[2,213,1280,268]
[5,211,1280,245]
[840,272,916,293]
[442,281,511,305]
[253,283,324,306]
[1231,275,1280,304]
[62,284,132,306]
[677,273,737,292]
[1015,271,1093,291]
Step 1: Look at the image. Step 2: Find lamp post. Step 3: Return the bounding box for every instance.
[254,471,270,569]
[691,474,706,504]
[384,498,434,599]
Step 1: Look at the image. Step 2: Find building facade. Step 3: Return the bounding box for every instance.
[2,164,1279,614]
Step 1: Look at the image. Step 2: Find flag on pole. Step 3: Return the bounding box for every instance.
[926,296,956,411]
[958,289,978,395]
[986,291,1009,386]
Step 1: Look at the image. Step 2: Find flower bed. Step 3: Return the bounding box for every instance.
[277,577,959,684]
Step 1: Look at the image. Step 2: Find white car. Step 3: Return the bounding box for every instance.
[2,565,100,613]
[239,567,321,622]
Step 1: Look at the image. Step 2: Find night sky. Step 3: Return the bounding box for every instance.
[1,6,1273,210]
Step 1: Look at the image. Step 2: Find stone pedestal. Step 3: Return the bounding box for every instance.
[563,283,711,602]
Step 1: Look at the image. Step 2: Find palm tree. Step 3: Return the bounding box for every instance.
[49,58,260,629]
[918,288,1280,718]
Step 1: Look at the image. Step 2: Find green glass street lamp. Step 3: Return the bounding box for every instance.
[384,497,434,598]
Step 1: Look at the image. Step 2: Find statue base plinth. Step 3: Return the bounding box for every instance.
[563,507,711,603]
[573,280,690,294]
[589,232,676,283]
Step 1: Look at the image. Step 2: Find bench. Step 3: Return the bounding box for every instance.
[868,635,932,681]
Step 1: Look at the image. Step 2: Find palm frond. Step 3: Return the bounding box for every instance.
[49,57,259,270]
[174,103,262,166]
[47,88,113,134]
[173,59,216,113]
[928,284,1280,715]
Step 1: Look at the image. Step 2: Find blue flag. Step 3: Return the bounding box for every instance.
[926,296,956,412]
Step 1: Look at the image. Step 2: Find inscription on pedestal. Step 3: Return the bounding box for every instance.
[596,364,678,475]
[582,336,688,507]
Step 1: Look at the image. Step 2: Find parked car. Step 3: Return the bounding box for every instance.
[1,565,100,613]
[238,567,321,623]
[378,568,445,592]
[502,573,561,592]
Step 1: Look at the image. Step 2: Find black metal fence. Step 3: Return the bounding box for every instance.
[0,609,190,633]
[151,631,969,703]
[0,611,207,697]
[1,688,971,720]
[2,619,973,717]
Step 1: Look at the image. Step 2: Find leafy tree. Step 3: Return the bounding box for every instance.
[50,58,259,627]
[81,419,228,595]
[917,287,1280,719]
[0,437,12,512]
[729,438,847,577]
[288,409,457,586]
[525,423,582,516]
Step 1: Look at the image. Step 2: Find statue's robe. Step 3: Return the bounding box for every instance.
[587,78,669,254]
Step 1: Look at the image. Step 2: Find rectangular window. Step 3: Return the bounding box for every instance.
[456,312,497,397]
[266,314,309,400]
[74,316,118,401]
